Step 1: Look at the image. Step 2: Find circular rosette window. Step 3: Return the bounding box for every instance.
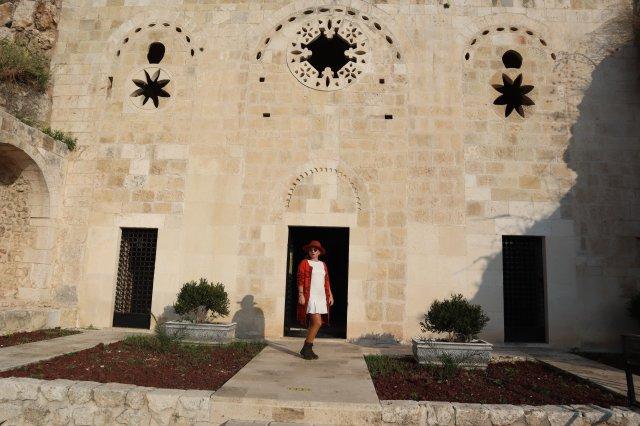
[127,67,172,111]
[286,18,370,91]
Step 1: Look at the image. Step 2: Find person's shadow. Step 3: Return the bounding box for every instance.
[232,295,265,340]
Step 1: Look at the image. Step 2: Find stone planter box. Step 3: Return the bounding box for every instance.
[412,337,493,369]
[163,321,236,343]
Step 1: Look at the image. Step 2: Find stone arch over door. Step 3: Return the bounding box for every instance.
[0,112,68,309]
[0,143,55,304]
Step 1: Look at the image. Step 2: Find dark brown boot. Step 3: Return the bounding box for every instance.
[308,342,319,359]
[300,341,316,360]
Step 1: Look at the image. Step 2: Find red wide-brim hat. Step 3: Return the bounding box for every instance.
[302,240,326,255]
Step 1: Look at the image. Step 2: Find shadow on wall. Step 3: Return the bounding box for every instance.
[471,12,640,350]
[232,295,265,340]
[156,295,265,340]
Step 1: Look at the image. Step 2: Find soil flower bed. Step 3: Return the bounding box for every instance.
[0,335,266,391]
[0,328,81,348]
[365,355,626,408]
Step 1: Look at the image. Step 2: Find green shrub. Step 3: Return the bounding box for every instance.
[173,278,230,323]
[628,292,640,325]
[0,39,49,91]
[42,127,77,151]
[420,294,489,342]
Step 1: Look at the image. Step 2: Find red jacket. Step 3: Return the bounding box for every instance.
[296,259,331,327]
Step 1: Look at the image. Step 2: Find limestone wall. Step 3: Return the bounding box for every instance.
[0,109,75,334]
[45,0,640,348]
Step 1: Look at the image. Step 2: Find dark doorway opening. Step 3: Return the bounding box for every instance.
[502,235,547,343]
[284,226,349,338]
[112,228,158,329]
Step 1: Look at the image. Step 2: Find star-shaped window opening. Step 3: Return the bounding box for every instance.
[303,29,355,77]
[493,74,534,118]
[130,69,170,108]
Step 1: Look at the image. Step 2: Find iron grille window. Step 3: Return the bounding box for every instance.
[502,235,547,343]
[113,228,158,329]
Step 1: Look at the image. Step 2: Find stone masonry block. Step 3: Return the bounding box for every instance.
[39,378,75,402]
[381,400,421,424]
[68,380,101,405]
[93,383,134,407]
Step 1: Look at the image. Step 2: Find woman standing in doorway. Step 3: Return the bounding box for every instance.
[297,240,334,360]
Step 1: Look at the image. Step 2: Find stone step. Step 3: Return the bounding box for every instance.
[212,397,382,424]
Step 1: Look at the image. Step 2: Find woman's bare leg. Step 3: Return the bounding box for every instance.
[305,314,322,343]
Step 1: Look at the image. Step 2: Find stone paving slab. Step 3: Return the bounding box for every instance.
[0,328,135,372]
[212,338,382,424]
[523,349,640,403]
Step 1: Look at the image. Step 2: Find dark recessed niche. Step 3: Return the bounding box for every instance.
[108,76,113,88]
[149,23,156,27]
[386,36,393,44]
[288,16,296,22]
[131,69,171,108]
[259,77,265,82]
[526,30,533,35]
[497,27,504,31]
[510,27,518,31]
[135,27,141,33]
[539,39,547,46]
[362,15,369,20]
[379,78,385,84]
[199,47,204,52]
[276,24,282,31]
[304,29,354,76]
[190,49,195,56]
[176,27,182,33]
[465,52,470,60]
[493,73,534,118]
[320,8,329,12]
[263,113,271,118]
[186,36,191,43]
[304,9,314,14]
[147,42,165,64]
[347,10,356,15]
[471,38,476,45]
[257,51,262,60]
[374,23,382,30]
[335,9,343,12]
[123,37,129,44]
[163,23,170,27]
[396,52,401,60]
[265,38,270,45]
[443,3,450,8]
[502,50,523,69]
[385,114,393,120]
[551,52,556,60]
[482,30,490,35]
[116,50,121,57]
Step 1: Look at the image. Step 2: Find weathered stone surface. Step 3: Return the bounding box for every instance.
[146,387,184,424]
[34,0,58,31]
[0,377,19,400]
[177,389,214,421]
[126,386,152,410]
[381,400,421,424]
[609,406,640,425]
[522,405,549,426]
[12,377,40,400]
[38,378,74,401]
[0,401,22,422]
[10,0,35,31]
[68,380,101,404]
[93,383,133,407]
[454,403,492,426]
[571,404,613,425]
[542,405,580,425]
[422,401,455,426]
[484,404,526,425]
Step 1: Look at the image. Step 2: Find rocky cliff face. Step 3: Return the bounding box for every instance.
[0,0,62,124]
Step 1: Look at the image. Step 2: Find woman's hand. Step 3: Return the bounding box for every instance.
[298,293,305,305]
[328,294,334,306]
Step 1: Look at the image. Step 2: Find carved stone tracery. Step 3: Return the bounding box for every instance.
[287,17,370,91]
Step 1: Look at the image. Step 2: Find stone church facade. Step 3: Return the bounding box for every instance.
[1,0,639,349]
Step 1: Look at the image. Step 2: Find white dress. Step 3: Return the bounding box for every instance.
[306,259,328,314]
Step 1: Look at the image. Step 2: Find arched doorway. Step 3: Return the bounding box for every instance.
[0,143,53,304]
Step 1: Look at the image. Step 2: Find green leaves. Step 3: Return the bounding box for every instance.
[0,39,50,92]
[173,278,230,323]
[420,294,489,342]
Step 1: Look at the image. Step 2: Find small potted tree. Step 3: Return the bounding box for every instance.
[163,278,236,343]
[412,294,492,369]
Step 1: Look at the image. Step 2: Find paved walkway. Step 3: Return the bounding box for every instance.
[0,328,135,372]
[524,349,640,403]
[211,338,382,424]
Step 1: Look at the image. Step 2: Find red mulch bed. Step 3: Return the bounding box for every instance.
[0,328,81,348]
[365,355,626,407]
[0,338,266,391]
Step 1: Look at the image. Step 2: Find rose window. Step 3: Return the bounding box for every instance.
[287,18,370,91]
